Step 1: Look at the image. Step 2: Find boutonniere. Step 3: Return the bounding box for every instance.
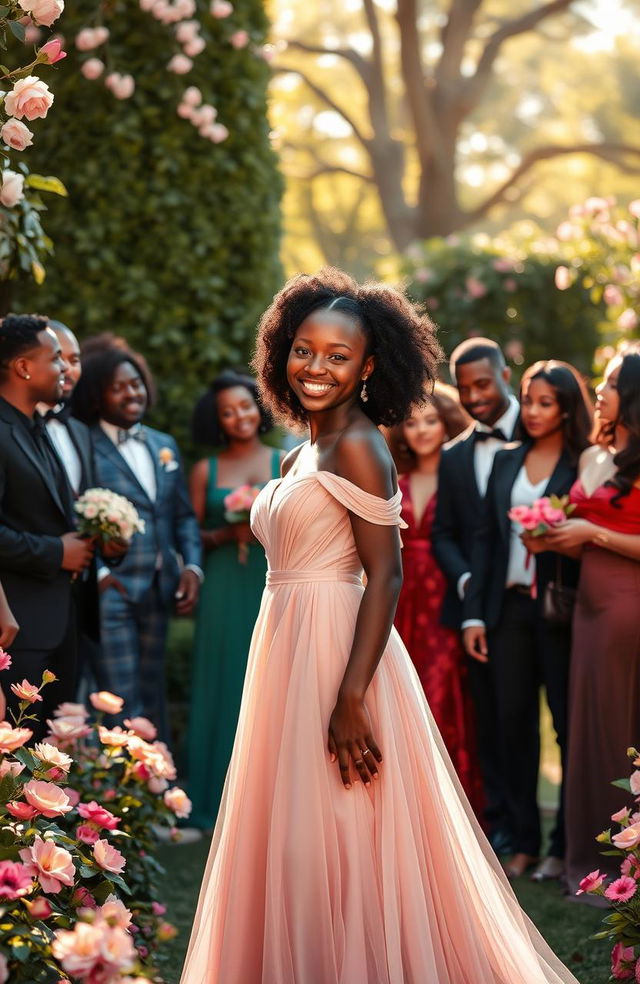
[158,447,179,472]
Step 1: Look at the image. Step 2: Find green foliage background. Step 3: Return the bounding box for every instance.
[15,0,282,444]
[403,236,603,378]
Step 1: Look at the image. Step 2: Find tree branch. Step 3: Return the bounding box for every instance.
[286,40,371,86]
[462,0,575,114]
[436,0,483,89]
[272,66,369,149]
[467,142,640,222]
[396,0,446,170]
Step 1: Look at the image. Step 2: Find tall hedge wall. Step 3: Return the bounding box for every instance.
[16,0,282,443]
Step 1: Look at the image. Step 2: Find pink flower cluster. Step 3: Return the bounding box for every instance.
[224,483,262,516]
[76,488,145,542]
[177,86,229,143]
[52,903,138,982]
[508,495,571,534]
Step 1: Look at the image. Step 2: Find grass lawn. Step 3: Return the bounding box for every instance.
[155,835,611,984]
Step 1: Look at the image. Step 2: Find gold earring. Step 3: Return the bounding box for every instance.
[360,379,368,403]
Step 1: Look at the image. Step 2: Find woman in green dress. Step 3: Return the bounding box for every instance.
[187,370,283,828]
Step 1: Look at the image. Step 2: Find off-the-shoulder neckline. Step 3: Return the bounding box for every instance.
[269,470,401,502]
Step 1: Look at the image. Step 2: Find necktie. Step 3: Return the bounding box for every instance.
[31,416,74,519]
[42,403,72,423]
[475,427,507,442]
[117,424,146,445]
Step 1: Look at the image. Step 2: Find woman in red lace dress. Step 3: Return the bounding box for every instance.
[389,384,484,815]
[541,351,640,901]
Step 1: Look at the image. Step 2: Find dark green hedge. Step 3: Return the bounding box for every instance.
[15,0,282,444]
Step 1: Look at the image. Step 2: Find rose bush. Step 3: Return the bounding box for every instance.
[0,659,190,982]
[578,746,640,982]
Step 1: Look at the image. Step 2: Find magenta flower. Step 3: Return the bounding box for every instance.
[576,869,605,895]
[0,860,33,899]
[0,648,11,671]
[605,876,637,903]
[611,941,635,979]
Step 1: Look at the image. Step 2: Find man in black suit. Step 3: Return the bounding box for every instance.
[0,314,94,736]
[432,338,519,853]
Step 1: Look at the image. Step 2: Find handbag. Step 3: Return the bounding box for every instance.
[542,554,577,625]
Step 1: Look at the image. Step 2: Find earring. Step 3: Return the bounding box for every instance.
[24,374,30,380]
[360,379,368,403]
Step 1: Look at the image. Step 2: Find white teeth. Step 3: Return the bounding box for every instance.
[301,381,333,393]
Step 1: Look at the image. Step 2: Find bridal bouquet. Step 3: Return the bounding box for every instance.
[508,494,575,536]
[75,487,145,542]
[224,484,261,564]
[578,747,640,981]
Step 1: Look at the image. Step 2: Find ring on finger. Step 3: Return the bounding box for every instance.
[361,747,370,756]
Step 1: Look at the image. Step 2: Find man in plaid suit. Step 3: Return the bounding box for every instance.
[73,347,202,741]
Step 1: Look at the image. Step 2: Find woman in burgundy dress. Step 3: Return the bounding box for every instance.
[389,384,484,814]
[541,350,640,900]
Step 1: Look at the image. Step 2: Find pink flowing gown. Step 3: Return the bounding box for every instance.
[181,466,578,984]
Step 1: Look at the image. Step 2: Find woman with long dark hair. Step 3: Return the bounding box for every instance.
[463,361,592,882]
[181,270,580,984]
[388,385,483,813]
[187,370,283,827]
[540,351,640,900]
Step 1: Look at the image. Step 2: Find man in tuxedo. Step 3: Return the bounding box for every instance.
[0,314,94,735]
[432,338,519,853]
[37,320,127,680]
[72,347,202,741]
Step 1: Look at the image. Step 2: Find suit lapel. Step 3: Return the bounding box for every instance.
[10,425,68,520]
[543,450,575,498]
[460,431,481,504]
[66,419,93,492]
[496,443,528,542]
[143,428,164,505]
[92,427,153,505]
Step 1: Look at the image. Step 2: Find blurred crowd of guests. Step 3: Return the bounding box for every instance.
[0,312,639,894]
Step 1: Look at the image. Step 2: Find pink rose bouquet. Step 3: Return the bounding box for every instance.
[508,494,575,536]
[224,484,261,563]
[75,487,145,542]
[578,746,640,980]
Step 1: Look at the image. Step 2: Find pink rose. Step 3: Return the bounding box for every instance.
[182,85,201,106]
[0,171,25,208]
[0,860,33,899]
[0,720,31,751]
[47,715,91,742]
[104,73,135,99]
[23,779,73,818]
[54,701,87,719]
[98,725,131,747]
[19,836,75,894]
[10,678,42,702]
[52,920,136,978]
[78,801,120,830]
[175,19,199,42]
[71,885,97,909]
[66,787,81,807]
[576,869,605,895]
[93,838,126,875]
[5,76,54,121]
[0,649,11,671]
[17,0,64,27]
[124,716,157,741]
[465,276,487,300]
[208,123,229,143]
[618,309,638,333]
[0,759,24,778]
[81,57,104,80]
[90,690,124,715]
[147,776,168,794]
[151,900,167,915]
[611,941,635,980]
[6,800,39,820]
[76,824,101,845]
[167,54,193,74]
[28,895,53,919]
[630,771,640,797]
[230,30,249,49]
[33,741,73,773]
[0,118,33,151]
[211,0,233,16]
[613,824,640,850]
[184,36,206,57]
[613,807,632,823]
[39,38,66,64]
[605,876,637,903]
[99,894,133,929]
[163,786,192,818]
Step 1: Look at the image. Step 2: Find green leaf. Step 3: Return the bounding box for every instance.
[25,174,67,197]
[31,259,45,283]
[8,19,25,41]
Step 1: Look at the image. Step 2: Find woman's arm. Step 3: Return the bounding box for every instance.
[545,518,640,562]
[327,431,402,790]
[188,458,234,550]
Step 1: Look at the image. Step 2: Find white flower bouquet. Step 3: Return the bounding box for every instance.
[75,487,145,542]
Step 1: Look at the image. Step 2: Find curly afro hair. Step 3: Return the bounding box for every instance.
[252,268,442,430]
[191,369,273,447]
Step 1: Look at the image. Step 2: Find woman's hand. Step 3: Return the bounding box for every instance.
[328,692,382,789]
[101,536,130,560]
[520,531,551,555]
[544,518,595,551]
[230,522,257,545]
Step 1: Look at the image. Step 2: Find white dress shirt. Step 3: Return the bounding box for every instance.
[37,404,82,495]
[506,468,548,588]
[457,394,520,601]
[100,420,157,502]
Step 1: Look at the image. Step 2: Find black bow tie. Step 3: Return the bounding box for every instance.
[475,427,507,442]
[117,424,146,445]
[42,403,72,424]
